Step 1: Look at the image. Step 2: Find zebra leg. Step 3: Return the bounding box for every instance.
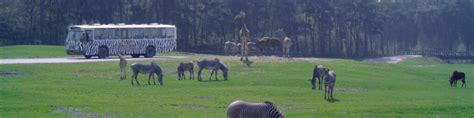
[151,73,156,85]
[120,68,124,80]
[209,70,215,80]
[324,85,327,99]
[455,80,458,87]
[331,83,334,99]
[148,73,152,85]
[198,68,203,81]
[311,77,316,89]
[135,74,140,85]
[190,70,194,80]
[121,68,127,80]
[462,79,466,88]
[318,77,322,90]
[131,73,136,85]
[183,72,186,80]
[215,70,219,80]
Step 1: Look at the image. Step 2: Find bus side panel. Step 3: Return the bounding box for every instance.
[83,39,176,56]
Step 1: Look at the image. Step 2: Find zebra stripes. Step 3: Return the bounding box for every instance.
[324,71,336,100]
[85,38,175,56]
[69,38,176,56]
[311,65,328,90]
[227,100,284,118]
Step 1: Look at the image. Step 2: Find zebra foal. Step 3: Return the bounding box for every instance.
[324,70,336,100]
[227,100,284,118]
[177,61,194,80]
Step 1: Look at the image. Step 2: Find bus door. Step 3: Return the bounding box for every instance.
[80,30,93,51]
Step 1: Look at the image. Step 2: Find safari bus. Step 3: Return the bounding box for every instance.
[65,23,176,58]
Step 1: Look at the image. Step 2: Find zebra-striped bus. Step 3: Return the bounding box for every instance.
[65,23,176,59]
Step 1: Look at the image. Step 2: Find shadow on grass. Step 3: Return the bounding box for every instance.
[326,98,340,103]
[242,59,254,67]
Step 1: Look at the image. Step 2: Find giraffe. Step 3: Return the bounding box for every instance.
[118,55,128,80]
[277,29,292,58]
[282,37,292,58]
[240,24,250,61]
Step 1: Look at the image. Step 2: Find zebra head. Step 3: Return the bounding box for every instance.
[219,60,229,80]
[264,101,284,118]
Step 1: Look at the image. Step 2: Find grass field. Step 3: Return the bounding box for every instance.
[1,54,473,117]
[0,45,190,59]
[0,45,68,58]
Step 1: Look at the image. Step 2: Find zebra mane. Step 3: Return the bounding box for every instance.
[263,101,274,106]
[219,61,228,70]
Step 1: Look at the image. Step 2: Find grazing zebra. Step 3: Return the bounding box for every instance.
[450,71,466,88]
[324,70,336,100]
[311,65,328,90]
[197,58,228,81]
[177,61,194,80]
[227,100,284,118]
[130,62,163,85]
[118,55,127,80]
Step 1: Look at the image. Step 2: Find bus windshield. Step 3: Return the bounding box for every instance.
[66,31,83,42]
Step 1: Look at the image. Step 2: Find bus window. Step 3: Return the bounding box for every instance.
[165,28,174,38]
[160,28,166,38]
[153,28,161,38]
[144,28,152,39]
[114,29,120,39]
[94,29,104,40]
[85,30,93,41]
[121,29,129,39]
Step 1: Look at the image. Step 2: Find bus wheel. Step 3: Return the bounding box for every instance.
[84,55,92,59]
[98,47,109,59]
[145,46,156,58]
[131,54,140,58]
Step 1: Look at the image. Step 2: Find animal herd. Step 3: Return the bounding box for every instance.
[122,58,229,86]
[117,55,467,118]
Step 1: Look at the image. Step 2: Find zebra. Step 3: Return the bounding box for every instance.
[130,62,164,85]
[197,58,228,81]
[177,61,194,80]
[311,65,328,90]
[450,71,466,88]
[227,100,284,118]
[118,55,127,80]
[324,70,336,100]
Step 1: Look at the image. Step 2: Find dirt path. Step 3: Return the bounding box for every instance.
[362,55,421,64]
[0,56,187,64]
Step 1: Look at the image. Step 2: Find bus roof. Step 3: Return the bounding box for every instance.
[69,24,175,29]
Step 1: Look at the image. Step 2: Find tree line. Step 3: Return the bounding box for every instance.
[0,0,473,57]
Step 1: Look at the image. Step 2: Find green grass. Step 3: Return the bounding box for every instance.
[1,56,473,117]
[0,45,192,58]
[0,45,67,58]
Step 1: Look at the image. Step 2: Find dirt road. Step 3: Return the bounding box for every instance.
[362,55,421,64]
